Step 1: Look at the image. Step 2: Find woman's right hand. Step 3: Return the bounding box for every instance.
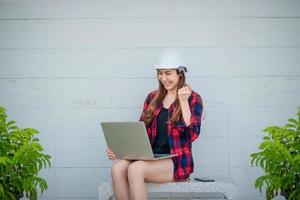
[106,148,116,160]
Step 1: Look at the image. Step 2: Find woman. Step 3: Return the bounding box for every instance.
[106,49,203,200]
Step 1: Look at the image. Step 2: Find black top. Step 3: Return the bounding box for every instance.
[152,107,170,154]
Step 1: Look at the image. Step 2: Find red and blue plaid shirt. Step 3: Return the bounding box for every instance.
[140,90,203,181]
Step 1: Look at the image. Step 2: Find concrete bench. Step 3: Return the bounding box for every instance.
[98,180,238,200]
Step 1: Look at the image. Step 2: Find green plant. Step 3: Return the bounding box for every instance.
[251,107,300,200]
[0,106,51,200]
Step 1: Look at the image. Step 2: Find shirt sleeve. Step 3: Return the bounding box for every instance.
[139,92,153,121]
[179,92,203,142]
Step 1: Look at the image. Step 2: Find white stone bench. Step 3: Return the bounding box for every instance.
[98,180,238,200]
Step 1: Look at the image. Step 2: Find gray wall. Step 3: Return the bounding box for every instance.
[0,1,300,199]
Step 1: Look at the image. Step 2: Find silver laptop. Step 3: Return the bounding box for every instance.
[101,122,177,160]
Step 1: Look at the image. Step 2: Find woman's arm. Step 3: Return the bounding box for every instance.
[178,86,203,142]
[178,85,192,126]
[179,99,191,126]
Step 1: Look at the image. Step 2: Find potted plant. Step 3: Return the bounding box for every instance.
[0,106,51,200]
[251,107,300,200]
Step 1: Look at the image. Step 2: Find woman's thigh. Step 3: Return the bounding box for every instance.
[142,158,174,183]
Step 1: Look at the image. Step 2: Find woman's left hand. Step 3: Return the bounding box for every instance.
[178,85,192,102]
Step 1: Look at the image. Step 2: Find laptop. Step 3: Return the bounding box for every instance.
[101,122,177,160]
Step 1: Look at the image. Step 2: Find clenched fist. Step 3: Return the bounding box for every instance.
[178,85,192,102]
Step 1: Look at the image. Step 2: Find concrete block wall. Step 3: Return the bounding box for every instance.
[0,1,299,199]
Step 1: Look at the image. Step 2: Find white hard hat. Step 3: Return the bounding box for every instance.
[154,48,187,71]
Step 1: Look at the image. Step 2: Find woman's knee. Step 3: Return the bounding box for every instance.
[111,160,131,179]
[127,161,146,181]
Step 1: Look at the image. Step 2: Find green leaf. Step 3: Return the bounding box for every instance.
[5,192,16,200]
[32,138,39,142]
[0,156,11,165]
[24,128,39,135]
[8,126,18,130]
[263,126,277,133]
[6,120,16,127]
[259,140,271,149]
[0,184,4,199]
[255,175,268,193]
[250,154,256,166]
[259,157,266,169]
[286,124,296,128]
[46,156,51,167]
[263,136,271,140]
[37,159,43,170]
[288,118,298,125]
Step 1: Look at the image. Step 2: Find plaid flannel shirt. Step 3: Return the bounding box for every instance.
[140,90,203,181]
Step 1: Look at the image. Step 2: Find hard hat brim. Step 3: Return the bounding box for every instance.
[154,66,179,70]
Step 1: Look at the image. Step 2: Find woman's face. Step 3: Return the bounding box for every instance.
[157,69,180,91]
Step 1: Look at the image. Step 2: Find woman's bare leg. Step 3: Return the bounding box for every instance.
[111,159,132,200]
[127,158,174,200]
